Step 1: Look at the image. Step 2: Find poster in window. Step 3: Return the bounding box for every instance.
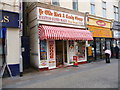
[68,40,74,64]
[75,41,85,61]
[40,40,48,67]
[48,40,56,69]
[40,40,47,60]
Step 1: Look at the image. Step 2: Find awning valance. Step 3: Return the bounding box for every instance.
[38,25,93,40]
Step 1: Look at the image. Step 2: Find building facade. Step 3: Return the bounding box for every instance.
[37,0,119,60]
[25,2,93,70]
[0,1,20,76]
[86,14,113,61]
[22,0,119,70]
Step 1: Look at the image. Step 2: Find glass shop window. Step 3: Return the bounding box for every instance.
[75,40,86,61]
[40,40,47,60]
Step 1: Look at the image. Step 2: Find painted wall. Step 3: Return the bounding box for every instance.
[0,0,20,76]
[6,28,20,64]
[29,26,39,68]
[38,0,119,21]
[78,0,118,20]
[0,0,19,13]
[59,0,72,10]
[43,0,119,21]
[28,7,39,68]
[78,0,90,13]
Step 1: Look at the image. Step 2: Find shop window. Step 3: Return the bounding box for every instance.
[101,38,105,58]
[75,40,85,61]
[68,40,74,64]
[96,38,101,59]
[40,40,47,60]
[106,39,111,50]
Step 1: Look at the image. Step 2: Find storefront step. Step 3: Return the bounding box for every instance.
[39,61,87,71]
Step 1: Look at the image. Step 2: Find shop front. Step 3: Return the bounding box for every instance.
[87,16,112,61]
[38,25,93,69]
[0,10,20,76]
[112,21,120,57]
[28,3,93,70]
[112,21,120,46]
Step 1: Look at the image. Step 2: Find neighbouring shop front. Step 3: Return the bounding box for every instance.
[87,16,112,61]
[112,21,120,58]
[0,10,20,76]
[28,3,93,70]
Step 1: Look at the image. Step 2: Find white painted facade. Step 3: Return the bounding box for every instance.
[26,2,90,69]
[0,0,20,76]
[39,0,119,21]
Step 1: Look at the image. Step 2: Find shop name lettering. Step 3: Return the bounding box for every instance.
[39,8,84,25]
[0,16,9,23]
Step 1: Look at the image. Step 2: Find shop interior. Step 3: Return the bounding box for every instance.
[55,40,67,67]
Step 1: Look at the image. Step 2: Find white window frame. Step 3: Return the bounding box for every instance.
[102,1,106,18]
[90,0,95,15]
[114,6,119,21]
[52,0,60,6]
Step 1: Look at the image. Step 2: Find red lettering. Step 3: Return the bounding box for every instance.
[75,16,83,21]
[66,14,74,20]
[54,12,62,17]
[45,10,53,16]
[39,9,43,15]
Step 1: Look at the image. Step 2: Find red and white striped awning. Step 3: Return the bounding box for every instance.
[38,25,93,40]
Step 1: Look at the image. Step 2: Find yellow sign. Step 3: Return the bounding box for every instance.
[87,26,112,38]
[87,18,111,28]
[88,46,92,56]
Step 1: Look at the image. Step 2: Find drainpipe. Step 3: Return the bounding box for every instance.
[19,0,23,77]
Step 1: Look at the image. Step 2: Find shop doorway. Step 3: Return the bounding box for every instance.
[63,41,67,63]
[56,40,67,67]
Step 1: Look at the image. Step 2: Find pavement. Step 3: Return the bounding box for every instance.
[2,58,119,88]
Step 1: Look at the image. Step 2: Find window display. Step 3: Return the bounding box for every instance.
[106,40,110,50]
[40,40,47,60]
[75,40,85,61]
[68,40,74,64]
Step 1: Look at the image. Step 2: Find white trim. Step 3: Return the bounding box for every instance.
[38,21,85,29]
[39,40,49,68]
[38,39,40,68]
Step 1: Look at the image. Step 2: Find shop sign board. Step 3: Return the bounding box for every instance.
[112,21,120,30]
[48,40,56,69]
[87,18,111,28]
[37,7,84,27]
[88,46,92,56]
[87,26,112,38]
[0,10,19,28]
[113,30,120,39]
